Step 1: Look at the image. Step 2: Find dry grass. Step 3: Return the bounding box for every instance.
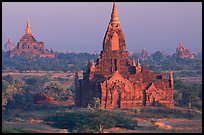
[2,107,202,133]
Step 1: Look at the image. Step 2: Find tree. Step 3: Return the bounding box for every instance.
[45,81,65,100]
[3,75,15,84]
[5,85,18,100]
[93,97,100,110]
[2,79,9,91]
[152,51,164,61]
[182,90,195,108]
[24,77,46,92]
[2,92,8,110]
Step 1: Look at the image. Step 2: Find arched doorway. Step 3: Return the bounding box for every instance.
[108,79,126,109]
[150,93,157,106]
[112,90,121,109]
[151,96,156,106]
[117,91,121,108]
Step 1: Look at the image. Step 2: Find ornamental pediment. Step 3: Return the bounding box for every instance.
[108,70,126,83]
[146,83,159,93]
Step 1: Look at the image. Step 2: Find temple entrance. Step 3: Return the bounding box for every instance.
[151,97,156,106]
[112,90,121,109]
[117,92,121,108]
[150,93,158,106]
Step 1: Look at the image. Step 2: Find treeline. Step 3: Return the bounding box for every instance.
[2,51,99,72]
[2,51,202,72]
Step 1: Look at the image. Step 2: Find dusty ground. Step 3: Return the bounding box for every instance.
[3,117,202,133]
[2,107,202,133]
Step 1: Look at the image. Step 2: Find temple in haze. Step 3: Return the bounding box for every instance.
[75,3,174,109]
[173,41,196,59]
[4,37,16,52]
[9,20,56,58]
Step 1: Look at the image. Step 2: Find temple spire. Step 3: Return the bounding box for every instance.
[27,19,31,28]
[91,59,95,68]
[137,59,141,68]
[110,2,120,24]
[133,58,136,66]
[136,59,141,73]
[179,41,183,49]
[25,19,32,35]
[8,36,12,43]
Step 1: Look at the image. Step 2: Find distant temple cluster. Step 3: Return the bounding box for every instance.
[5,20,56,58]
[4,37,16,52]
[75,3,174,110]
[174,41,196,59]
[138,49,150,60]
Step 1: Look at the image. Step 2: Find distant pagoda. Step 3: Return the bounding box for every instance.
[139,48,150,60]
[10,20,56,58]
[174,41,196,59]
[4,36,16,52]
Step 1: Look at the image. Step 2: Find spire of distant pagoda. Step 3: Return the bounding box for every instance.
[27,19,31,28]
[110,2,120,24]
[133,58,136,66]
[25,19,32,35]
[137,59,141,68]
[136,59,141,73]
[8,36,12,43]
[179,41,183,49]
[91,59,95,68]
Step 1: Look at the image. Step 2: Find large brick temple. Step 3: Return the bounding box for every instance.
[75,3,174,109]
[10,20,56,58]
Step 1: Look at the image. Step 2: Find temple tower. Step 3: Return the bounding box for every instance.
[136,59,141,73]
[103,2,126,52]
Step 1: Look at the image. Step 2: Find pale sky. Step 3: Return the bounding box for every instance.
[2,2,202,54]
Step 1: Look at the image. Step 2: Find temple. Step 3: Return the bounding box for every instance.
[10,20,56,58]
[4,36,16,52]
[174,41,196,59]
[75,3,174,109]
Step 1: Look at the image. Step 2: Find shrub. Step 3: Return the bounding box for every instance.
[44,110,138,132]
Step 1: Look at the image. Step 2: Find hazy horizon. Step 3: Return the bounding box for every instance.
[2,2,202,54]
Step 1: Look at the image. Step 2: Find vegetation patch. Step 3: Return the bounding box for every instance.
[2,126,36,133]
[139,107,201,119]
[44,110,138,133]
